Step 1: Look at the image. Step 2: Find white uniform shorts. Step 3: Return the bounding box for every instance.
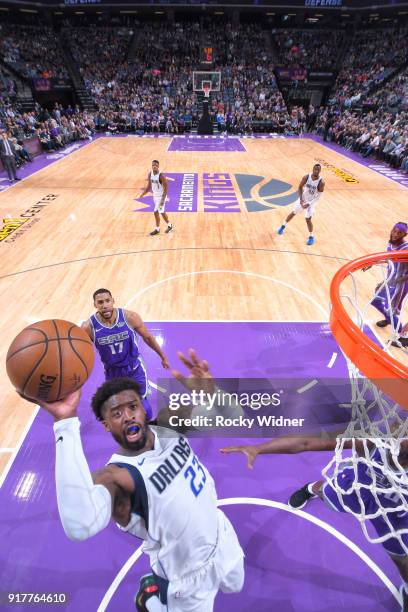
[154,509,245,611]
[153,196,167,213]
[293,198,317,219]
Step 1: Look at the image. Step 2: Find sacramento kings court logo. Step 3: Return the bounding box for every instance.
[234,174,299,212]
[134,173,298,213]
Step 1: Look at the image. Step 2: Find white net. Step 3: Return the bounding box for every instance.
[202,81,211,98]
[323,254,408,553]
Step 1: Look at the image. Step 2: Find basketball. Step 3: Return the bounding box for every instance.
[6,319,95,403]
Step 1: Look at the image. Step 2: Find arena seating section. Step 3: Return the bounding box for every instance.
[0,14,408,173]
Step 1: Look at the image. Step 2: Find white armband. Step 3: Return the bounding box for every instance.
[53,417,112,541]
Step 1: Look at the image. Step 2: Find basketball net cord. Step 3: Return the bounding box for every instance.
[322,260,408,552]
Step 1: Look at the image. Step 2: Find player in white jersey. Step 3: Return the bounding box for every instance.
[139,160,173,236]
[39,349,244,612]
[278,163,325,246]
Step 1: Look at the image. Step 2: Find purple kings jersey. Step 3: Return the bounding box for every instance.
[386,241,408,310]
[90,308,140,371]
[334,447,408,516]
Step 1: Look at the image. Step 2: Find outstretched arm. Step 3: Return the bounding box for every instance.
[41,392,115,541]
[221,436,364,469]
[125,310,170,369]
[156,349,215,430]
[221,437,338,469]
[156,349,243,430]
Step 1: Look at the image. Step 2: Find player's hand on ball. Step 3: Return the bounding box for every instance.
[40,389,82,422]
[220,445,259,469]
[172,349,215,395]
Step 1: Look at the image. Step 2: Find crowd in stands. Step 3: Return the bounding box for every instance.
[61,20,291,134]
[273,28,344,69]
[66,21,200,133]
[0,19,335,136]
[66,25,133,95]
[313,25,408,175]
[1,17,408,177]
[328,27,408,108]
[0,101,95,173]
[205,22,289,131]
[344,27,408,71]
[315,107,408,171]
[367,69,408,111]
[0,24,69,79]
[0,66,17,109]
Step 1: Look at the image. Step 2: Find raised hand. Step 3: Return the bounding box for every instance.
[172,349,215,395]
[220,445,259,469]
[39,389,82,422]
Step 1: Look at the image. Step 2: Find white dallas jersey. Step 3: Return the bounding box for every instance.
[302,173,322,204]
[150,171,164,199]
[109,427,218,581]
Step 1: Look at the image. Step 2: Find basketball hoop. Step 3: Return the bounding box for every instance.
[192,71,220,97]
[322,250,408,553]
[202,82,211,98]
[330,251,408,409]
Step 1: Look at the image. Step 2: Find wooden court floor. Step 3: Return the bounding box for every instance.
[1,135,407,479]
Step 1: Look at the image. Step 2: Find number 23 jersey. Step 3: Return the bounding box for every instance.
[109,427,219,581]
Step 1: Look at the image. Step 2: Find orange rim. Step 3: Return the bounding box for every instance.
[330,251,408,410]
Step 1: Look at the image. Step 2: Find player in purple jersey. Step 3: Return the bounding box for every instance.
[82,289,170,420]
[371,222,408,333]
[222,437,408,611]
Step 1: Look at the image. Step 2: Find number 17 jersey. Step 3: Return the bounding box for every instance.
[90,308,140,370]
